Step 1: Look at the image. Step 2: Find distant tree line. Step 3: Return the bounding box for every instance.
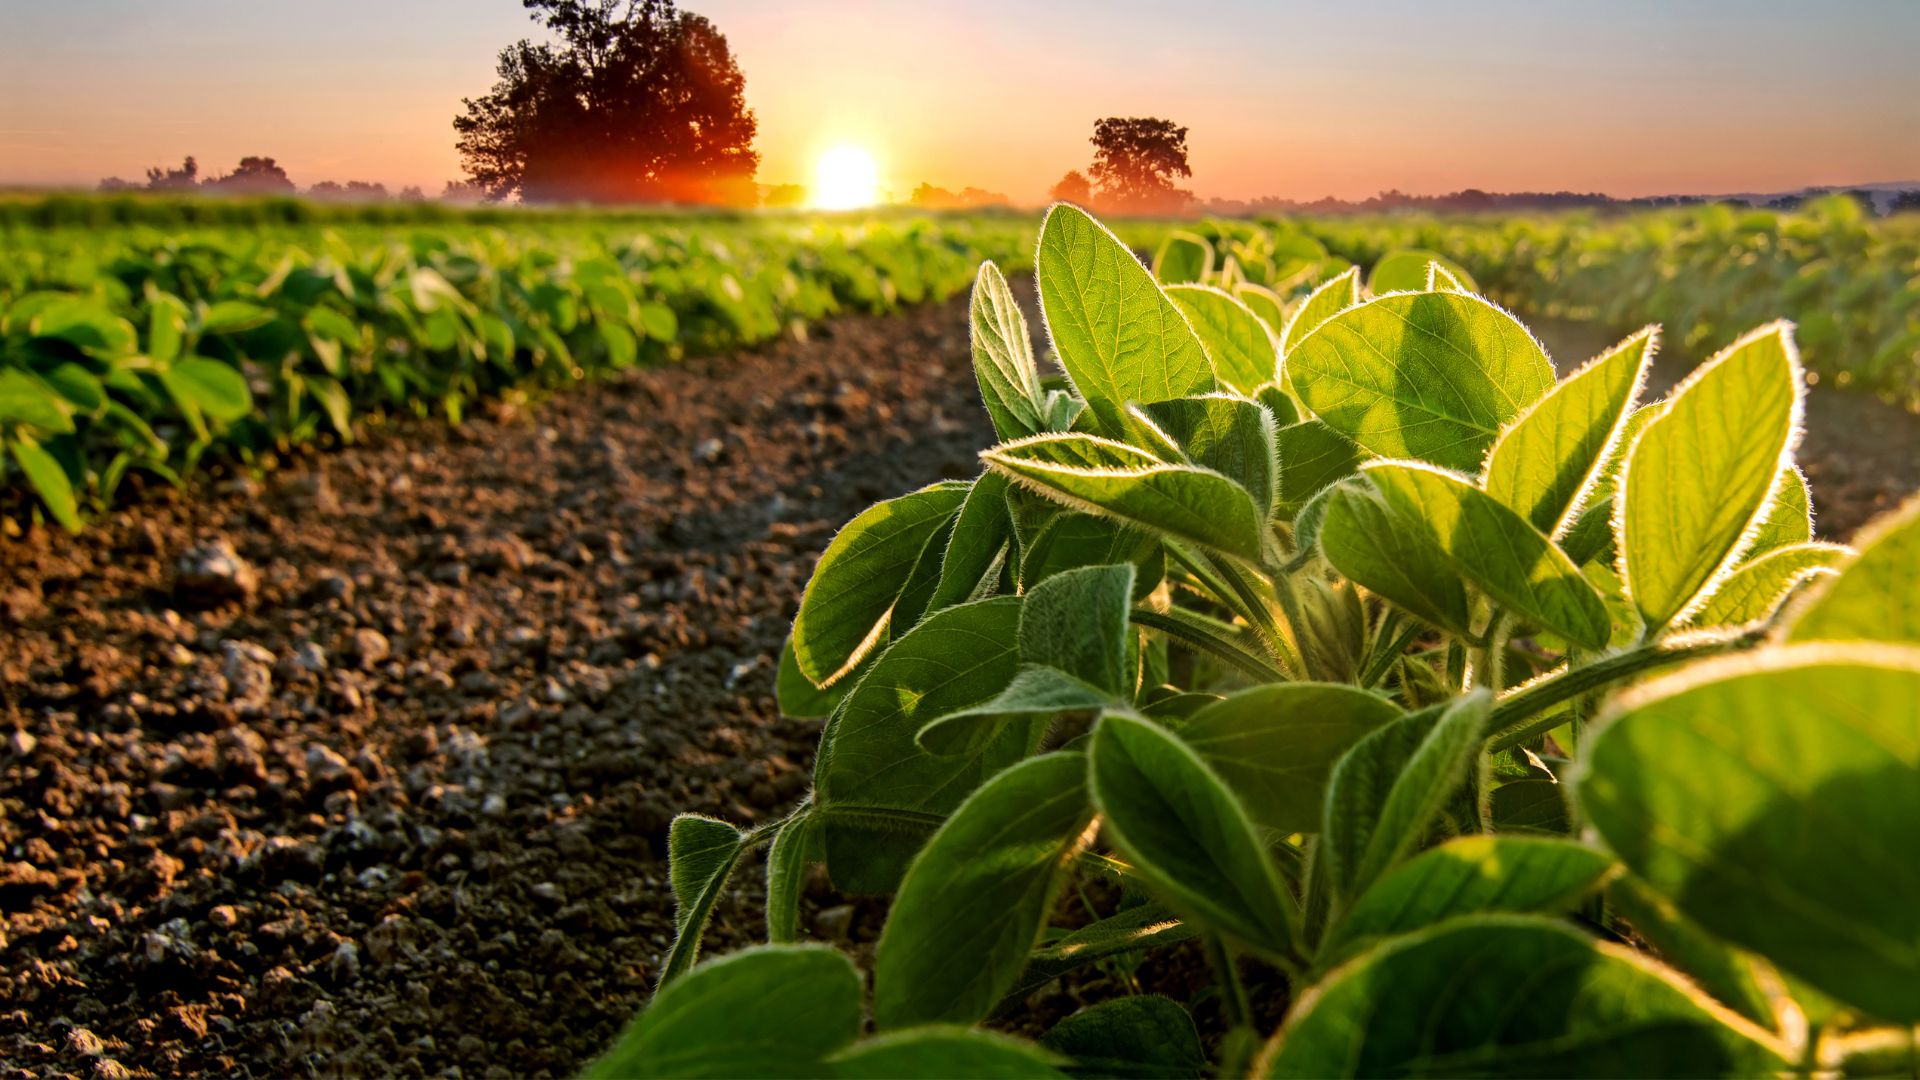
[98,156,482,202]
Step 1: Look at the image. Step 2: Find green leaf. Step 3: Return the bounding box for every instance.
[658,815,747,987]
[984,434,1266,563]
[793,482,969,688]
[972,261,1047,440]
[1006,904,1195,1003]
[0,368,76,433]
[1020,512,1162,597]
[1280,267,1360,358]
[1367,249,1476,295]
[1151,230,1213,285]
[814,597,1033,893]
[639,301,678,342]
[1132,395,1279,521]
[1490,779,1571,835]
[148,293,187,363]
[1020,564,1136,696]
[1256,916,1782,1078]
[1365,461,1612,650]
[765,809,821,943]
[1320,836,1614,964]
[1041,996,1206,1079]
[1036,205,1213,433]
[199,299,275,335]
[777,635,852,719]
[1254,382,1300,427]
[1165,284,1278,395]
[1089,713,1298,959]
[1322,692,1490,909]
[1574,644,1920,1023]
[1178,683,1403,835]
[1787,495,1920,645]
[1318,482,1473,638]
[917,665,1116,757]
[1743,467,1812,561]
[1236,283,1290,339]
[162,358,254,424]
[584,945,861,1079]
[1273,419,1362,519]
[1688,542,1847,628]
[7,437,81,533]
[1619,322,1801,632]
[1607,875,1778,1029]
[39,362,105,413]
[828,1028,1064,1079]
[1290,291,1554,472]
[932,472,1014,610]
[874,753,1094,1029]
[1483,327,1652,537]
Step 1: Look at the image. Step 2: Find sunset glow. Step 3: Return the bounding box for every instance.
[811,145,881,210]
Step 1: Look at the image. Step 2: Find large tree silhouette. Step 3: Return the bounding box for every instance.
[1087,117,1192,212]
[454,0,759,204]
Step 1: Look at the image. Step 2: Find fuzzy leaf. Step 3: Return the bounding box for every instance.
[1280,267,1360,357]
[1743,468,1813,561]
[1132,395,1278,520]
[1619,323,1800,632]
[1042,996,1205,1079]
[1037,205,1214,433]
[1689,542,1847,628]
[1288,291,1554,473]
[1165,284,1278,394]
[1318,482,1473,637]
[1787,495,1920,645]
[971,261,1047,440]
[1020,564,1136,696]
[1273,419,1363,518]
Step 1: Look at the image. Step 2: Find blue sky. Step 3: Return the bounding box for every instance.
[2,0,1915,199]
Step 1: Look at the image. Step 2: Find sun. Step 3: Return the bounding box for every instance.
[811,145,881,210]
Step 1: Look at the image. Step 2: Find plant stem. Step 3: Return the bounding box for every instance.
[1472,611,1509,694]
[1130,609,1290,684]
[1485,630,1761,752]
[1205,935,1252,1030]
[1360,615,1425,690]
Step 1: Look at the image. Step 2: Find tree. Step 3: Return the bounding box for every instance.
[1892,190,1920,215]
[453,0,759,204]
[144,156,199,191]
[204,156,296,194]
[1049,170,1092,206]
[1087,117,1191,212]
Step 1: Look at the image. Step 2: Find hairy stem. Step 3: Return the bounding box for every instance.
[1486,630,1761,752]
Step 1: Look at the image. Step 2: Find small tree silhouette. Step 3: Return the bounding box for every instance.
[1049,170,1092,206]
[144,156,200,191]
[1087,117,1192,213]
[205,156,296,193]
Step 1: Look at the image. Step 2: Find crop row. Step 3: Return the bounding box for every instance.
[1151,195,1920,411]
[0,215,1034,531]
[610,204,1920,1077]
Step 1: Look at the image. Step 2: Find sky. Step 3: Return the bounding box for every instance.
[3,0,1918,202]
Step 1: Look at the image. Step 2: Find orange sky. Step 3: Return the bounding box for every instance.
[3,0,1917,202]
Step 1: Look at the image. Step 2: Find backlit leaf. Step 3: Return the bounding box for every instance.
[971,261,1047,440]
[1318,482,1472,637]
[1787,494,1920,645]
[1165,284,1278,394]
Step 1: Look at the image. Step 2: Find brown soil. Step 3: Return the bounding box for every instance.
[3,296,1916,1079]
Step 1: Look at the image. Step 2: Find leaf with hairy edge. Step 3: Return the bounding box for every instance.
[813,597,1035,893]
[1743,467,1812,562]
[1319,836,1614,964]
[793,482,969,688]
[1020,512,1162,598]
[828,1028,1066,1078]
[1619,322,1801,632]
[1236,283,1289,339]
[7,438,81,533]
[584,945,861,1079]
[1165,284,1278,394]
[971,261,1047,440]
[777,635,853,719]
[1280,266,1360,357]
[1574,644,1920,1023]
[932,472,1014,610]
[917,665,1116,756]
[1288,291,1554,473]
[1179,683,1403,835]
[1089,713,1298,959]
[1787,494,1920,645]
[1689,542,1847,628]
[1256,917,1783,1078]
[1254,383,1300,427]
[1152,231,1213,285]
[1483,327,1652,536]
[1607,875,1777,1029]
[1366,461,1611,649]
[1318,483,1473,638]
[984,434,1266,563]
[658,815,747,987]
[765,809,821,943]
[1274,419,1363,519]
[1020,564,1136,695]
[1042,996,1206,1079]
[874,753,1095,1029]
[1037,205,1214,433]
[1322,692,1490,909]
[1132,396,1279,520]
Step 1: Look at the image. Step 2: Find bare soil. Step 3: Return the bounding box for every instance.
[3,297,1915,1079]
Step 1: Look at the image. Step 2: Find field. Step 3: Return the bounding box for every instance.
[5,197,1920,1077]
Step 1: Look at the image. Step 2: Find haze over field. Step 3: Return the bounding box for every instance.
[3,0,1918,202]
